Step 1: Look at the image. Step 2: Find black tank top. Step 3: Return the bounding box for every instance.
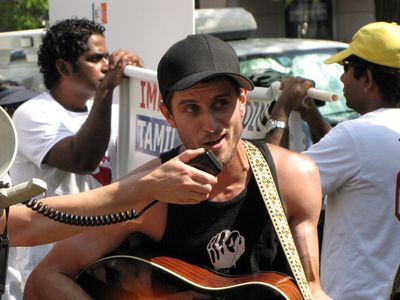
[159,140,291,276]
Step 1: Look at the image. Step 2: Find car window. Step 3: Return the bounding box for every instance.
[0,29,45,92]
[239,50,359,126]
[0,56,44,91]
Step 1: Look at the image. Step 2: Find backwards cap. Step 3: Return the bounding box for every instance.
[157,34,254,101]
[325,22,400,68]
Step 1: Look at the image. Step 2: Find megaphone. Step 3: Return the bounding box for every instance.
[0,106,17,179]
[0,106,47,209]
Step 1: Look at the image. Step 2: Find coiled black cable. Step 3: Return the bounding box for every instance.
[23,199,159,226]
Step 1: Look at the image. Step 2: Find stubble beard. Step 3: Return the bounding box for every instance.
[215,126,243,168]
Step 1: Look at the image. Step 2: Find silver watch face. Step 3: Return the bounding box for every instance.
[265,119,276,132]
[265,119,287,133]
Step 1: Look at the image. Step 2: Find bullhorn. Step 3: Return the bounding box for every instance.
[0,106,17,179]
[0,106,47,209]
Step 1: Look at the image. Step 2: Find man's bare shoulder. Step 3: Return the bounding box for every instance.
[267,143,318,177]
[266,143,322,220]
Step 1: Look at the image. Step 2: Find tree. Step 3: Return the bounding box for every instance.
[374,0,400,23]
[0,0,48,32]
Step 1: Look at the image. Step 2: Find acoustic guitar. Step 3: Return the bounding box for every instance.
[75,255,302,300]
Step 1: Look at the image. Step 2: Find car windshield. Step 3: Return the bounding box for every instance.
[239,50,359,125]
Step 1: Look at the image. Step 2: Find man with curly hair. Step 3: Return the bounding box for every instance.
[8,17,144,297]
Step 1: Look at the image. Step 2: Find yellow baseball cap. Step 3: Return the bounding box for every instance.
[324,22,400,68]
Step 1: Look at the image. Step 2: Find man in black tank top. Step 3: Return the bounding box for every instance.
[26,34,330,299]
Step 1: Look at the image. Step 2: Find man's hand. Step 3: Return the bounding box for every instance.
[141,149,218,205]
[266,76,332,145]
[271,76,315,121]
[109,49,145,69]
[99,49,144,91]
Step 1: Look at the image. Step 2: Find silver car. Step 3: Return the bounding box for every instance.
[196,7,359,128]
[230,37,358,126]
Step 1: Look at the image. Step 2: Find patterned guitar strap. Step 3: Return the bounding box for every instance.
[242,140,312,300]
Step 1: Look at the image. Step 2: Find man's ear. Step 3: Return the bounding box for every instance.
[55,59,71,78]
[159,102,177,128]
[239,89,248,118]
[363,69,376,93]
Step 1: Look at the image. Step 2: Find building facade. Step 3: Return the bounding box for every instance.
[197,0,375,43]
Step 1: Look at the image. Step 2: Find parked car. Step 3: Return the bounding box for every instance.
[196,8,359,128]
[230,37,359,126]
[0,28,45,91]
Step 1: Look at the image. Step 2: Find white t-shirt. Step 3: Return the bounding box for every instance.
[7,91,118,298]
[305,108,400,300]
[10,92,118,195]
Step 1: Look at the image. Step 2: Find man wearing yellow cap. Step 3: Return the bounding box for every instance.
[266,22,400,299]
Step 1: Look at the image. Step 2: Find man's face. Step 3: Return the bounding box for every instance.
[340,61,365,114]
[69,34,109,96]
[160,78,247,166]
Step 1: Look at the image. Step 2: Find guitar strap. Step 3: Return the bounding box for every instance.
[242,140,312,300]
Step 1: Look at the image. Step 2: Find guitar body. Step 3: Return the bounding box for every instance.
[75,255,302,300]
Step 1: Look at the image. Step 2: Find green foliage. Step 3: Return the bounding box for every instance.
[0,0,48,32]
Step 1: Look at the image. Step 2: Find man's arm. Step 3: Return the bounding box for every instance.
[24,200,167,300]
[269,143,330,299]
[297,99,332,143]
[5,148,217,246]
[265,77,331,147]
[44,50,145,173]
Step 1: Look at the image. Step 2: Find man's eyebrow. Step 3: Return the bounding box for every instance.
[176,99,196,106]
[85,51,109,59]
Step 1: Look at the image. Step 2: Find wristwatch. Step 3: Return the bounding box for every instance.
[265,119,288,133]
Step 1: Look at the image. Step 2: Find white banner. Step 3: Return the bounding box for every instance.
[49,0,194,70]
[117,66,303,178]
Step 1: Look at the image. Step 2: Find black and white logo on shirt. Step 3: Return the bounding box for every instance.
[207,229,245,271]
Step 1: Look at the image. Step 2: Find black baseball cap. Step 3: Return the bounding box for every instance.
[0,86,39,106]
[157,34,254,102]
